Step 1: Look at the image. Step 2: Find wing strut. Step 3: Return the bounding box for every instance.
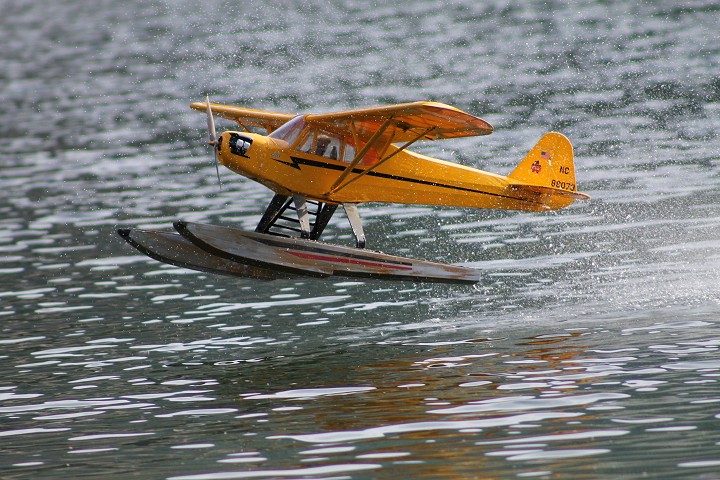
[328,127,435,195]
[327,117,394,194]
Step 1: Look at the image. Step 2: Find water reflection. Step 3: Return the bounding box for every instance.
[2,315,719,478]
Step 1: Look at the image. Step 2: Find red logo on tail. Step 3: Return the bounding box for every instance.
[531,160,542,173]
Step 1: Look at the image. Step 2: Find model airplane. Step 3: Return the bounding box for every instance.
[118,98,589,284]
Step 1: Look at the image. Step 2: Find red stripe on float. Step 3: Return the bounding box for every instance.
[287,251,413,271]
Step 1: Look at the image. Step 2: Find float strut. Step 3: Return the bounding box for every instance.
[343,203,366,249]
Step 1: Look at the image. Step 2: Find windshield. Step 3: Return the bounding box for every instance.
[268,115,306,145]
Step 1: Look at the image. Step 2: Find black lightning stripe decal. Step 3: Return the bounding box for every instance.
[275,157,302,170]
[277,156,543,205]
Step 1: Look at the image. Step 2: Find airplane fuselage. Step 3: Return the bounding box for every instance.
[215,130,572,213]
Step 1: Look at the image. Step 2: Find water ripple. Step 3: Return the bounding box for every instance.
[168,463,382,480]
[272,412,581,444]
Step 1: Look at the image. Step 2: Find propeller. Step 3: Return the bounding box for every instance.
[205,95,222,189]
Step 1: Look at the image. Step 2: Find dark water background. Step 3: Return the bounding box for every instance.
[2,1,720,478]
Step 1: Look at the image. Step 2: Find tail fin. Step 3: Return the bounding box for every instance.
[508,132,589,207]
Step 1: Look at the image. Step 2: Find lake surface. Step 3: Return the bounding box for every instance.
[2,1,720,478]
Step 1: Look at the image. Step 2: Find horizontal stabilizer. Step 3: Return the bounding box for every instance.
[508,183,591,201]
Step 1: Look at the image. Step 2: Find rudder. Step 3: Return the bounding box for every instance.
[508,132,589,204]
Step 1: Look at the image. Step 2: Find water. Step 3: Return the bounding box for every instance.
[2,0,720,478]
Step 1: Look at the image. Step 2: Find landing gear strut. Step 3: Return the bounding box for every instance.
[255,194,365,248]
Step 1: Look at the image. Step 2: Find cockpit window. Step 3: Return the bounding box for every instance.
[268,115,306,146]
[316,134,341,160]
[295,128,344,161]
[343,142,356,163]
[297,130,315,153]
[284,124,381,165]
[344,139,379,165]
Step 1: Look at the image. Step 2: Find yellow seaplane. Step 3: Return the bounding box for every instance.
[118,98,589,284]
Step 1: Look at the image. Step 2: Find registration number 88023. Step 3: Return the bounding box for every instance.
[551,179,576,191]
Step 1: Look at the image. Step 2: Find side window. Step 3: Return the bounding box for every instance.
[293,128,355,163]
[317,134,342,160]
[352,140,379,165]
[342,142,356,163]
[297,130,315,153]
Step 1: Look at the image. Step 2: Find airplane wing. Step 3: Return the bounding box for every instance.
[190,102,296,133]
[305,101,493,144]
[191,101,492,141]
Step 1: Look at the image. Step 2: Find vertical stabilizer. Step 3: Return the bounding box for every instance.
[508,132,589,204]
[509,132,575,188]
